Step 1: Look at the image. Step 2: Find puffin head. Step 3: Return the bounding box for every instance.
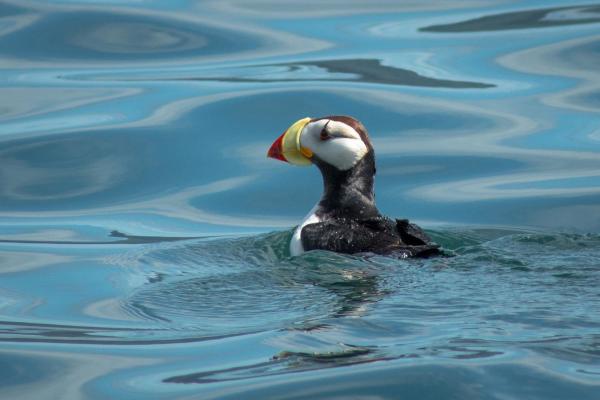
[267,116,373,171]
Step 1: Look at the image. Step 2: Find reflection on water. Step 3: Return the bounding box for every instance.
[160,59,494,88]
[421,4,600,32]
[1,0,600,399]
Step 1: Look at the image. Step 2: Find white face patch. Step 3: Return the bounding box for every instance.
[300,119,368,171]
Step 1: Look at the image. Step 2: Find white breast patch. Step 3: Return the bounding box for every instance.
[289,204,321,257]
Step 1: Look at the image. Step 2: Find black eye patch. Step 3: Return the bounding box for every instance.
[320,120,332,141]
[318,120,360,142]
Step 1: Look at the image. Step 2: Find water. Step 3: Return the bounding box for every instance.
[1,1,599,398]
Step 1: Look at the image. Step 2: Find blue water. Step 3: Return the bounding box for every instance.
[1,1,600,399]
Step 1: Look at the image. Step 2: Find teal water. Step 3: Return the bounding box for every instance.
[1,1,600,399]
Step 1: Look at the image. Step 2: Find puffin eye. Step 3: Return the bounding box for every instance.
[320,121,332,141]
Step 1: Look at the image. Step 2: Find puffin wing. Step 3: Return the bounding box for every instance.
[395,219,432,245]
[393,219,441,257]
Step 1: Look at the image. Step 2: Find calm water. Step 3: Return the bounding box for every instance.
[1,1,600,399]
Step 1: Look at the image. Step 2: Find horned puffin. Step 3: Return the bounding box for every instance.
[267,115,440,258]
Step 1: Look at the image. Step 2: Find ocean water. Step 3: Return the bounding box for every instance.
[1,1,599,399]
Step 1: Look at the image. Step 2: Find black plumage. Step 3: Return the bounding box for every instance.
[301,217,439,257]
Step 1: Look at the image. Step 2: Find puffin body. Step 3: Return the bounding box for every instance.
[268,116,440,258]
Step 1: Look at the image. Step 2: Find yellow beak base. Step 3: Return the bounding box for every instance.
[279,117,312,166]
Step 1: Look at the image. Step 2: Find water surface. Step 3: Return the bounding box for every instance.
[1,1,599,399]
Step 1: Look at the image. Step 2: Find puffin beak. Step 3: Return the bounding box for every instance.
[267,117,313,166]
[267,132,287,162]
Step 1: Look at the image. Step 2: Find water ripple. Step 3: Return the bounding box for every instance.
[0,0,329,68]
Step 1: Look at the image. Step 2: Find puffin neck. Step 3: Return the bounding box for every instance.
[315,151,379,220]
